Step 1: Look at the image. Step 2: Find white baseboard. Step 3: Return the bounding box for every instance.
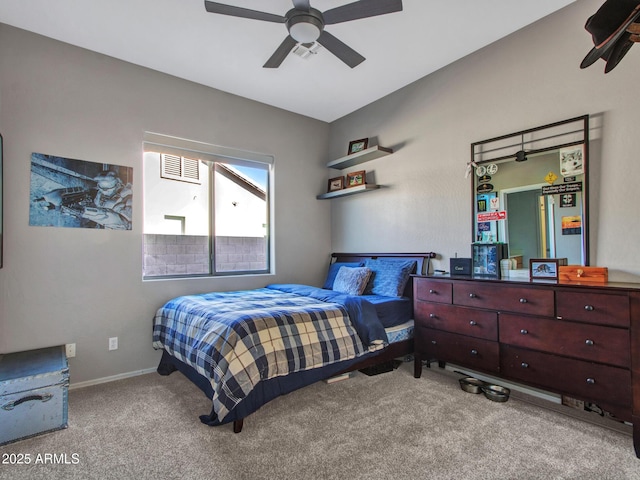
[430,362,632,436]
[69,367,157,390]
[442,363,561,404]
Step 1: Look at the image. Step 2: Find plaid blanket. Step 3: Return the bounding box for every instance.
[153,284,387,423]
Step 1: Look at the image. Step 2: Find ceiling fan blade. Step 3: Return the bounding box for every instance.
[263,36,298,68]
[317,31,365,68]
[204,1,286,23]
[292,0,311,11]
[323,0,403,25]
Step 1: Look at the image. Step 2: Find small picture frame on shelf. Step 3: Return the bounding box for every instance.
[348,138,368,155]
[529,258,563,280]
[346,170,366,187]
[327,176,344,192]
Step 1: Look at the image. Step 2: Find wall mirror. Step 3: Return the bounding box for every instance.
[470,116,589,274]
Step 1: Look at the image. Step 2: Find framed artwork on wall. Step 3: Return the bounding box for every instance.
[29,152,133,230]
[348,138,368,155]
[346,170,366,187]
[328,176,344,192]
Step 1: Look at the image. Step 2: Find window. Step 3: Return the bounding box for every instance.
[142,133,272,278]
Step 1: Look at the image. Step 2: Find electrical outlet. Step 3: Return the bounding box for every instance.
[108,337,118,351]
[65,343,76,358]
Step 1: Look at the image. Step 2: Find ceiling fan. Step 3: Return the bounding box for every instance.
[204,0,403,68]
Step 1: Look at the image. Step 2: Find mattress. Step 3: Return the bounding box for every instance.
[362,295,412,328]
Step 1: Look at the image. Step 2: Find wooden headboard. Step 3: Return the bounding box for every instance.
[330,252,437,298]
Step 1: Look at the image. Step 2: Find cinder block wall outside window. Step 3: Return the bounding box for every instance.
[143,234,266,276]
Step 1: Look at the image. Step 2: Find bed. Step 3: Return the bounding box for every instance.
[153,252,435,432]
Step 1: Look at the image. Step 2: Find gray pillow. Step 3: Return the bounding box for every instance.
[323,261,363,289]
[332,267,372,296]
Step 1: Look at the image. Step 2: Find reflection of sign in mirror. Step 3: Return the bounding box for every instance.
[560,193,576,208]
[476,183,494,193]
[562,215,582,235]
[542,181,583,195]
[477,211,506,222]
[545,171,558,184]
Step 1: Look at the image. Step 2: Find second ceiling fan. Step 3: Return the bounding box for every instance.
[204,0,403,68]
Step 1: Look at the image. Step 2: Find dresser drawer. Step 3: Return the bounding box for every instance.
[501,345,631,408]
[415,302,498,340]
[415,328,499,373]
[414,278,452,304]
[453,282,554,317]
[499,314,630,367]
[556,291,629,327]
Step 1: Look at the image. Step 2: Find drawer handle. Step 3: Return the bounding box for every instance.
[429,289,436,294]
[585,339,594,346]
[470,349,478,356]
[520,329,528,335]
[2,393,53,411]
[586,378,595,385]
[469,293,477,298]
[469,320,477,326]
[429,313,437,319]
[431,340,437,345]
[584,305,594,311]
[521,362,529,368]
[519,298,528,304]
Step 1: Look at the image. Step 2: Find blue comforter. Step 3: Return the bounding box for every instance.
[153,284,387,424]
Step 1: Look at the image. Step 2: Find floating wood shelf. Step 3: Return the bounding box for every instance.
[326,146,393,170]
[316,184,380,200]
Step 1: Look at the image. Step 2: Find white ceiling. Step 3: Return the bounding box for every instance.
[0,0,576,122]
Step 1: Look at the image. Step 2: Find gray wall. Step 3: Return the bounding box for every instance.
[3,0,640,386]
[0,24,332,383]
[328,0,640,283]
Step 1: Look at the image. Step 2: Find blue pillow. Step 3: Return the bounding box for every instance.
[323,262,364,289]
[364,259,417,297]
[333,267,372,296]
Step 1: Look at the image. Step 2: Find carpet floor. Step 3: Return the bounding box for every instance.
[1,361,639,480]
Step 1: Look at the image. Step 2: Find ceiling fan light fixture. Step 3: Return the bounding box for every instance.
[515,150,528,162]
[287,13,323,43]
[515,134,527,162]
[289,22,320,42]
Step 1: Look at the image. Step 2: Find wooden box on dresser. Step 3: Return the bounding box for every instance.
[412,274,640,458]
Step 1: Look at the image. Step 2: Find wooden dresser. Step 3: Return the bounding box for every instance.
[412,275,640,458]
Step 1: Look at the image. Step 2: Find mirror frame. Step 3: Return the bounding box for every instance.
[470,115,590,266]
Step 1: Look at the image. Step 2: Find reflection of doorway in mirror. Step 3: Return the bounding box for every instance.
[499,184,582,266]
[508,189,547,265]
